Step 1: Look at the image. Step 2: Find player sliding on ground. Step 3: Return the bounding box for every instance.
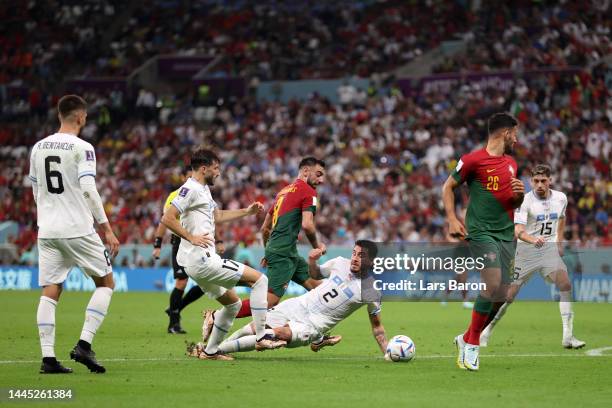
[30,95,120,374]
[480,164,585,349]
[161,148,286,361]
[443,113,525,371]
[188,240,388,358]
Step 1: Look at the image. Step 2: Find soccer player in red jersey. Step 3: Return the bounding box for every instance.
[442,113,525,371]
[203,157,326,332]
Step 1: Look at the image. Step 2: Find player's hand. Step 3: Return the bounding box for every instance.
[448,218,467,240]
[260,257,268,268]
[533,237,545,248]
[189,233,215,248]
[246,201,264,215]
[152,247,161,260]
[511,178,525,195]
[309,248,324,260]
[317,243,327,255]
[105,230,120,258]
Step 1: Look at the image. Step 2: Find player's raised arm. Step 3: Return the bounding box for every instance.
[161,204,214,248]
[214,201,264,223]
[307,247,325,279]
[442,175,467,240]
[368,309,388,355]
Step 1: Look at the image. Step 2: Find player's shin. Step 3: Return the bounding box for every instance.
[204,300,241,355]
[249,275,269,340]
[480,302,509,346]
[559,290,573,338]
[37,296,57,358]
[227,323,255,341]
[219,329,275,353]
[80,287,113,345]
[465,295,493,345]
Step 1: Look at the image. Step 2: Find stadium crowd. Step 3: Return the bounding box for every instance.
[2,62,610,265]
[434,0,611,73]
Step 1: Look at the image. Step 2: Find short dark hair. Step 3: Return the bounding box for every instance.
[190,148,220,170]
[299,156,326,169]
[58,95,87,118]
[488,112,518,136]
[355,240,378,259]
[531,164,551,178]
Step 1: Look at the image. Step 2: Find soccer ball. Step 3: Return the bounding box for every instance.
[385,335,416,362]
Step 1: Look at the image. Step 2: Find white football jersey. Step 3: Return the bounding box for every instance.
[29,133,98,239]
[515,189,567,249]
[171,177,218,266]
[299,256,381,333]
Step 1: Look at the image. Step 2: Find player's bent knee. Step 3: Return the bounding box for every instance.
[217,289,240,305]
[240,266,262,286]
[93,273,115,290]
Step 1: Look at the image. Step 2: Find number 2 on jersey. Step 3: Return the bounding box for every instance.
[44,156,64,194]
[322,289,339,303]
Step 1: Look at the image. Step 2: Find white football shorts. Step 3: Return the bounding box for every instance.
[38,233,112,286]
[185,253,245,299]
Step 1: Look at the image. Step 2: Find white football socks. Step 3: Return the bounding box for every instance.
[249,275,269,340]
[227,323,255,342]
[219,329,275,353]
[205,300,241,355]
[559,290,573,339]
[37,296,57,358]
[80,287,113,344]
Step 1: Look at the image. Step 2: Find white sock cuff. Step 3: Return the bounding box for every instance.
[252,275,268,289]
[226,300,242,314]
[95,287,114,296]
[40,296,58,306]
[559,290,571,303]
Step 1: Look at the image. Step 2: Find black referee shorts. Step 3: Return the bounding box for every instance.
[170,234,188,280]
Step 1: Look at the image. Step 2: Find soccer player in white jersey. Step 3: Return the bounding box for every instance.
[480,164,585,349]
[189,240,388,357]
[161,148,286,360]
[29,95,120,374]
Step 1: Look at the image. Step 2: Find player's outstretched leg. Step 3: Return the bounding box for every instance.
[218,326,288,353]
[480,284,518,347]
[70,274,114,373]
[553,270,585,349]
[200,290,241,361]
[37,285,73,374]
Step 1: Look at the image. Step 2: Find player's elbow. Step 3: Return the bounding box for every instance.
[160,212,173,227]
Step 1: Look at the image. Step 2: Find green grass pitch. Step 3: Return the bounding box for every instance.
[1,291,611,407]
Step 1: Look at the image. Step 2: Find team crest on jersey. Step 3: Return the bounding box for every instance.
[85,150,95,161]
[508,165,514,176]
[179,187,189,197]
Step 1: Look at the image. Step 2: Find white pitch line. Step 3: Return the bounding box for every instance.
[0,352,610,365]
[585,346,612,356]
